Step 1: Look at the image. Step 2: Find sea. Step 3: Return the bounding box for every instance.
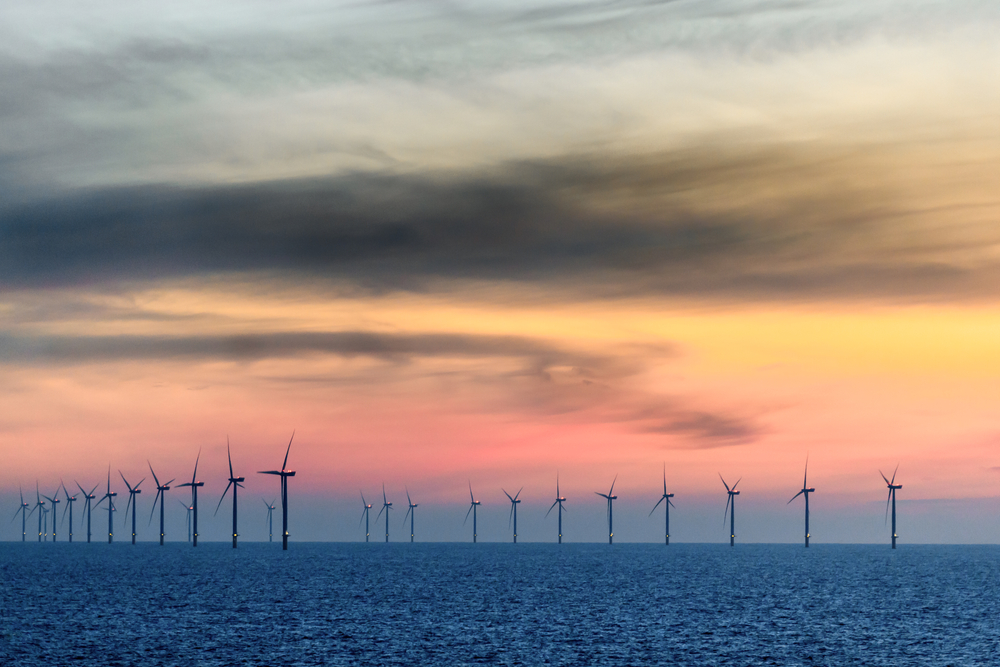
[1,542,997,666]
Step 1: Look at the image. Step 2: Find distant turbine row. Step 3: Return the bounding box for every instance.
[11,444,906,548]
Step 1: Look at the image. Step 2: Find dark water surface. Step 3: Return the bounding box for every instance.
[1,543,998,665]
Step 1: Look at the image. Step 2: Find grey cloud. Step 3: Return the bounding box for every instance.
[2,148,997,301]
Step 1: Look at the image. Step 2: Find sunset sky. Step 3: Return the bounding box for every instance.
[3,0,1000,543]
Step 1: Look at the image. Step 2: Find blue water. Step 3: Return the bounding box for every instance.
[1,543,997,665]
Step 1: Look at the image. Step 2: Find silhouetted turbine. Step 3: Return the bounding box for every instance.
[120,472,144,545]
[464,482,481,543]
[41,489,60,542]
[376,484,393,543]
[595,475,618,544]
[178,500,193,542]
[76,482,98,543]
[215,439,245,549]
[26,483,44,542]
[720,474,741,547]
[258,432,296,550]
[94,468,118,544]
[148,463,174,546]
[787,458,816,548]
[263,498,276,542]
[403,489,418,543]
[503,487,523,543]
[545,475,567,544]
[177,450,205,547]
[61,481,77,543]
[359,492,372,543]
[650,465,675,545]
[880,465,903,549]
[12,486,30,542]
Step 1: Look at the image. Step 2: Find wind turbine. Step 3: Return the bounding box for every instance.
[376,484,392,543]
[120,472,144,545]
[12,486,30,542]
[545,475,567,544]
[464,482,481,543]
[61,481,77,543]
[359,492,372,542]
[148,463,174,546]
[403,489,418,543]
[93,468,117,544]
[76,482,98,543]
[787,459,816,548]
[720,474,741,547]
[264,498,276,542]
[503,487,523,543]
[650,465,675,545]
[28,483,46,542]
[215,440,245,549]
[179,500,193,542]
[258,432,296,550]
[595,476,618,544]
[41,489,60,541]
[880,465,903,549]
[177,450,205,547]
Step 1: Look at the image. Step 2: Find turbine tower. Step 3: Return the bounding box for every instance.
[503,487,523,543]
[29,483,46,542]
[41,490,60,541]
[595,475,618,544]
[264,498,276,542]
[258,432,296,550]
[545,475,567,544]
[179,500,193,542]
[12,487,30,542]
[94,468,118,544]
[880,465,903,549]
[359,492,372,542]
[42,505,49,541]
[720,474,741,547]
[650,465,675,545]
[76,482,98,543]
[177,450,205,547]
[403,489,418,543]
[62,482,77,543]
[376,484,392,543]
[464,482,481,543]
[787,459,816,547]
[148,463,174,546]
[215,439,245,549]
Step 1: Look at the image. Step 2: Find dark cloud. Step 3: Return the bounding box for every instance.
[2,148,996,301]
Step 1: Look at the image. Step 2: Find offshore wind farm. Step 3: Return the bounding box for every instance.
[3,0,1000,663]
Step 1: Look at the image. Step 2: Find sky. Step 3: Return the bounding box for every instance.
[3,0,1000,543]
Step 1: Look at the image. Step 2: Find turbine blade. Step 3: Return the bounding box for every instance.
[464,504,473,524]
[732,477,742,491]
[545,500,558,517]
[609,475,617,496]
[148,490,161,526]
[556,473,560,497]
[214,482,233,516]
[515,487,523,501]
[360,491,367,506]
[885,490,892,524]
[76,481,87,496]
[282,431,295,471]
[803,456,809,488]
[788,490,804,504]
[890,463,899,486]
[650,496,664,516]
[192,448,201,484]
[376,505,385,521]
[403,507,411,525]
[719,473,730,492]
[879,470,890,485]
[724,493,731,525]
[503,488,514,502]
[406,489,411,505]
[663,463,667,494]
[668,498,675,508]
[227,437,233,479]
[508,503,514,528]
[469,481,474,502]
[148,462,160,488]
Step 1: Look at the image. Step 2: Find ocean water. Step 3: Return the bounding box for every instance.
[1,542,997,666]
